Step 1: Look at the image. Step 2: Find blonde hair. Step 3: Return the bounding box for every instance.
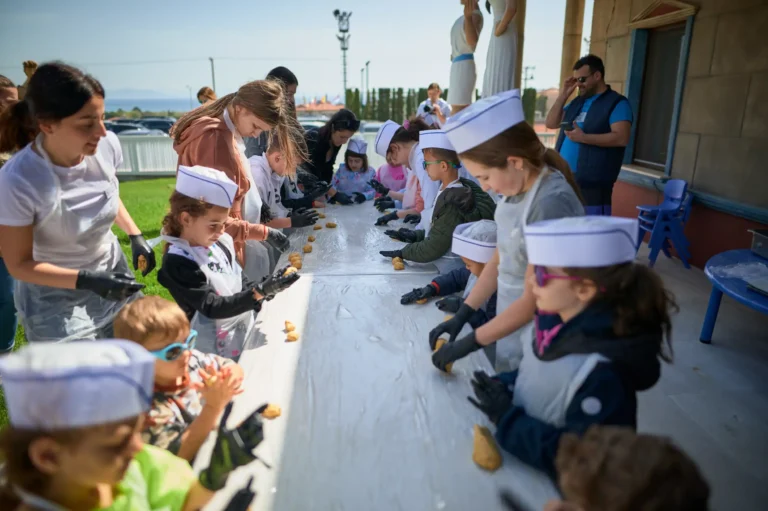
[114,296,190,345]
[172,80,307,173]
[196,86,216,103]
[265,114,308,178]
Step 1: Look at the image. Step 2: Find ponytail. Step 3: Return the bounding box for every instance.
[543,148,585,205]
[171,93,235,143]
[0,100,37,152]
[390,115,432,145]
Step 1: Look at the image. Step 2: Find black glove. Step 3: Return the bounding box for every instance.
[369,179,390,196]
[330,191,353,205]
[468,371,513,425]
[380,250,403,259]
[400,284,437,305]
[290,207,320,227]
[428,302,476,349]
[223,476,256,511]
[432,331,482,372]
[199,403,265,491]
[266,228,290,252]
[76,270,144,301]
[375,211,399,226]
[403,213,421,225]
[307,181,331,200]
[256,265,300,299]
[384,228,419,243]
[352,192,367,204]
[375,198,396,212]
[129,234,156,276]
[436,295,464,313]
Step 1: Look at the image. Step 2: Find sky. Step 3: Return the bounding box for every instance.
[0,0,593,101]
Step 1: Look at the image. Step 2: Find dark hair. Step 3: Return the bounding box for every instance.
[344,148,369,173]
[0,74,13,88]
[266,66,299,87]
[459,121,585,204]
[486,1,491,13]
[563,263,677,361]
[197,86,216,102]
[423,147,460,167]
[427,82,441,91]
[318,108,360,141]
[574,54,605,81]
[390,116,431,146]
[0,62,104,153]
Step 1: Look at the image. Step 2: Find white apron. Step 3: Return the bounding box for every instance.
[425,179,464,274]
[493,168,548,372]
[163,233,256,360]
[15,134,139,343]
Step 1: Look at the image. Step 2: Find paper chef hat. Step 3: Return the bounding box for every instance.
[347,137,368,155]
[374,120,401,157]
[524,216,639,268]
[444,90,524,154]
[0,340,155,430]
[419,130,457,152]
[176,165,239,208]
[452,220,497,263]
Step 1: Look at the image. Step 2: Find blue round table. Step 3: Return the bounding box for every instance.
[700,249,768,344]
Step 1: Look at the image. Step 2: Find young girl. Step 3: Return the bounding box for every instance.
[453,216,676,480]
[373,151,406,199]
[157,165,299,359]
[330,138,376,203]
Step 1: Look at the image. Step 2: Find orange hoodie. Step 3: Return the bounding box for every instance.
[173,116,268,265]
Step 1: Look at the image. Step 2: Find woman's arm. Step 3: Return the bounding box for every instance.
[495,0,517,36]
[115,199,142,236]
[0,225,78,288]
[474,265,536,346]
[462,248,500,310]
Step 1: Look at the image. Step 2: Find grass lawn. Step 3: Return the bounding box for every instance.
[0,177,176,427]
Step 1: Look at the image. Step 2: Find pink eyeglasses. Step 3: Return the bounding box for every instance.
[533,265,583,287]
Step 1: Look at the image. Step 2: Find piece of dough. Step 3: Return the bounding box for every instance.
[318,213,326,219]
[313,225,322,230]
[472,425,502,472]
[303,244,313,253]
[292,261,303,269]
[307,235,316,242]
[326,222,337,228]
[393,262,405,271]
[285,320,296,332]
[416,298,428,304]
[286,331,300,342]
[289,252,300,260]
[392,257,404,264]
[444,315,454,322]
[260,404,282,420]
[137,255,148,272]
[433,338,453,373]
[283,267,298,276]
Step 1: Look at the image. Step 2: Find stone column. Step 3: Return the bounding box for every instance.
[560,0,585,88]
[514,0,527,90]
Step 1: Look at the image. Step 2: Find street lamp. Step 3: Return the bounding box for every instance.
[365,60,370,95]
[186,85,193,110]
[333,9,352,99]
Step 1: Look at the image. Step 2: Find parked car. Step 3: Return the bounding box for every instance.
[137,119,175,133]
[105,122,146,134]
[118,128,168,137]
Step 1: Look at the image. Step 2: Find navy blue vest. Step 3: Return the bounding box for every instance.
[555,87,628,187]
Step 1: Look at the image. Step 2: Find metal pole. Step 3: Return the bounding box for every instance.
[209,57,216,93]
[186,85,192,109]
[365,60,370,96]
[342,50,347,99]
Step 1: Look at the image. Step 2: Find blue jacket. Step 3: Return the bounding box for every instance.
[431,267,497,329]
[492,305,663,480]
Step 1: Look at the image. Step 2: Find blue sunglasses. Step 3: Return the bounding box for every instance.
[150,330,198,361]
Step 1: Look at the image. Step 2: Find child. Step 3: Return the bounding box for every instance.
[401,220,497,330]
[444,216,676,480]
[114,296,244,463]
[541,425,710,511]
[0,340,228,511]
[378,130,496,273]
[330,137,376,203]
[157,165,299,359]
[372,164,425,225]
[373,151,407,199]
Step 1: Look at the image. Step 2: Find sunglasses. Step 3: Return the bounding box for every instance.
[422,160,459,170]
[533,266,582,287]
[150,330,198,361]
[576,76,591,84]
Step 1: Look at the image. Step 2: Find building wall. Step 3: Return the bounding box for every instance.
[590,0,768,211]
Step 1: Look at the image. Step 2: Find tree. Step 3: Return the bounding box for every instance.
[353,89,361,119]
[536,94,548,117]
[522,88,536,125]
[417,88,428,104]
[369,89,377,122]
[405,89,416,120]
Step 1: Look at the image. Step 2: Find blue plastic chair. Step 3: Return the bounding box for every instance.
[636,179,692,268]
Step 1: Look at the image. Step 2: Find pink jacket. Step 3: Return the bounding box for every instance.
[375,164,407,198]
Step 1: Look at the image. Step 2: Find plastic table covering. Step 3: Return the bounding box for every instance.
[199,203,559,511]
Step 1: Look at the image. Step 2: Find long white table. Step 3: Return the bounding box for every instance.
[200,203,558,511]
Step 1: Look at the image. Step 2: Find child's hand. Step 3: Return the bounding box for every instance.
[197,365,242,412]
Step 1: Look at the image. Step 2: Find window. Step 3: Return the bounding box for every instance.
[633,24,685,171]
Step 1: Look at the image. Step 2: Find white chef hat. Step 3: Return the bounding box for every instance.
[176,165,239,208]
[347,137,368,155]
[524,216,639,268]
[0,340,155,430]
[374,120,401,157]
[419,130,457,152]
[444,90,524,154]
[452,220,497,263]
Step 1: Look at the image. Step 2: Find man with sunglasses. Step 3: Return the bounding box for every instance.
[546,54,633,216]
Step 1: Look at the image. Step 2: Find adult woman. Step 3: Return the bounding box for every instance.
[429,90,585,372]
[303,109,360,204]
[449,1,484,114]
[482,0,518,98]
[0,62,150,343]
[197,86,216,105]
[171,80,303,267]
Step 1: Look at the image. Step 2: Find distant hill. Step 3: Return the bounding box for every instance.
[107,88,176,99]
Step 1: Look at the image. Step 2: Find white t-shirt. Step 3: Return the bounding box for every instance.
[249,155,289,219]
[0,132,122,227]
[416,98,451,127]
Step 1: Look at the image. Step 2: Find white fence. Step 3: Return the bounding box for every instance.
[116,132,559,177]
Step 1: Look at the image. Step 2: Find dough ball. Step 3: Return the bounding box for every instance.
[313,225,323,230]
[137,255,148,272]
[260,403,282,420]
[472,425,502,472]
[286,331,300,342]
[444,315,454,322]
[392,257,404,264]
[416,298,428,304]
[307,235,316,242]
[303,244,313,253]
[293,261,303,269]
[318,213,326,219]
[393,262,405,271]
[289,252,301,260]
[283,267,298,276]
[285,320,296,332]
[433,338,453,373]
[326,222,337,228]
